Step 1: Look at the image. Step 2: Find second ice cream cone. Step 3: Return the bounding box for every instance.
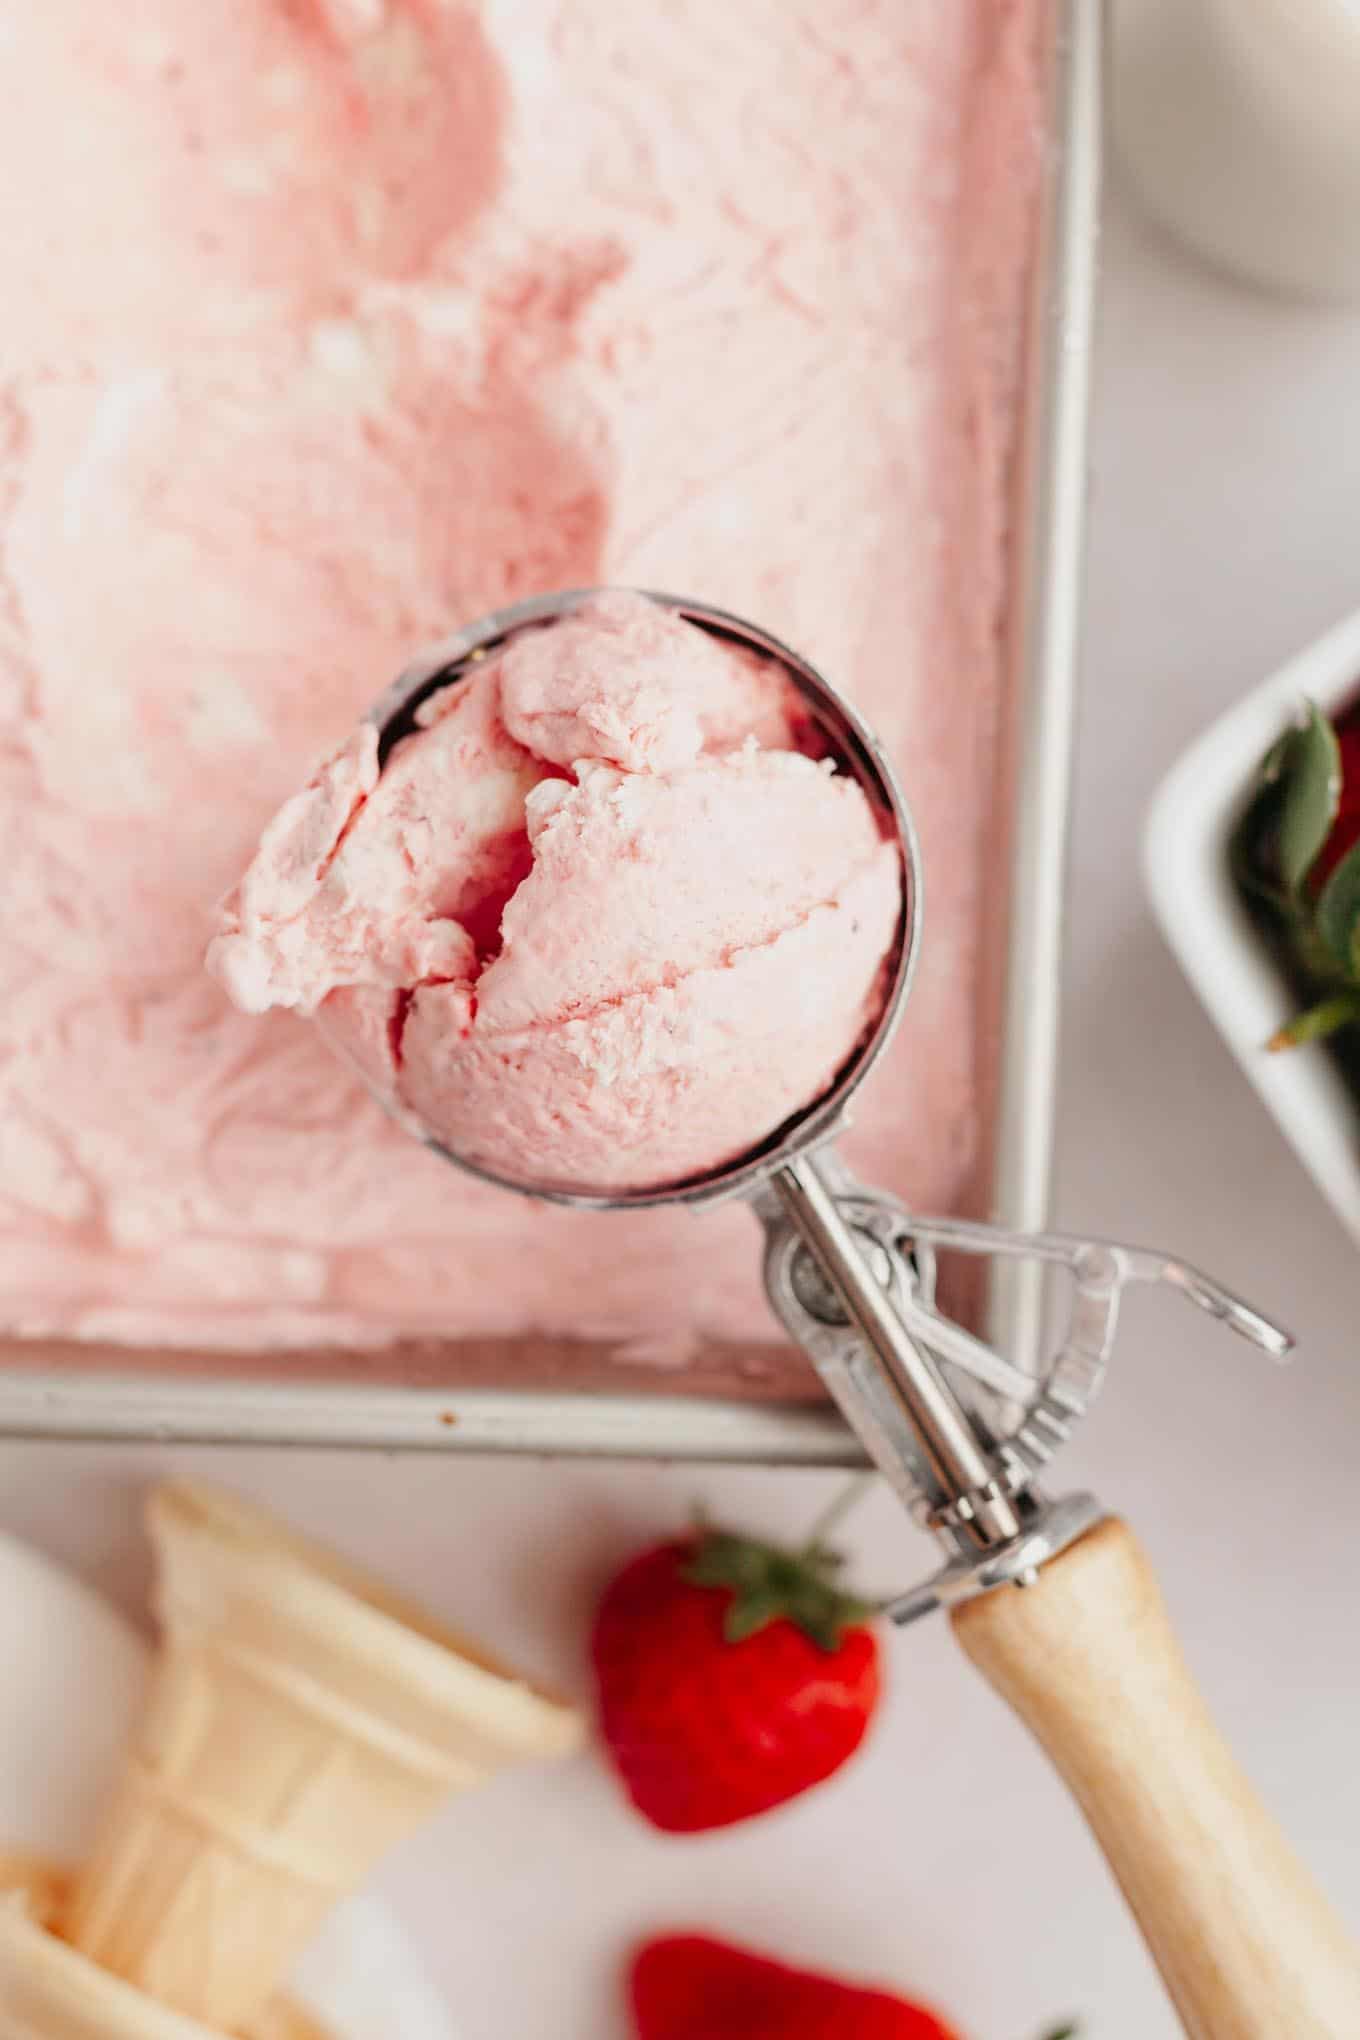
[0,1891,222,2040]
[64,1481,582,2031]
[0,1857,65,1935]
[0,1890,330,2040]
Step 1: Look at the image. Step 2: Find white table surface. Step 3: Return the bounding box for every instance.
[3,181,1359,2040]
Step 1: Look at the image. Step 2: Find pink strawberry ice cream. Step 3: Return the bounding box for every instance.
[0,2,1041,1362]
[209,594,902,1194]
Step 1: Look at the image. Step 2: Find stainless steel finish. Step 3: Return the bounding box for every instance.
[773,1157,1023,1548]
[757,1154,1290,1616]
[790,1235,898,1324]
[893,1216,1293,1493]
[986,0,1103,1366]
[885,1491,1109,1629]
[0,0,1104,1454]
[0,1374,866,1458]
[768,1181,1043,1407]
[760,1163,1294,1515]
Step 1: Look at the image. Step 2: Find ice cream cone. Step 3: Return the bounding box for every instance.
[0,1892,231,2040]
[243,2000,331,2040]
[0,1859,65,1937]
[64,1480,582,2031]
[0,1866,328,2040]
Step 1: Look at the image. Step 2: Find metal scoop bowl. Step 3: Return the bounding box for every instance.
[367,585,920,1212]
[358,588,1360,2036]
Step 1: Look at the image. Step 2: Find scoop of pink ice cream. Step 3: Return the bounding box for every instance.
[208,592,901,1195]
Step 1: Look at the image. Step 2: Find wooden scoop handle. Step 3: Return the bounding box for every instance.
[951,1516,1360,2039]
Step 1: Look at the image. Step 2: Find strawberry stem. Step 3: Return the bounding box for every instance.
[1267,991,1360,1051]
[684,1528,875,1652]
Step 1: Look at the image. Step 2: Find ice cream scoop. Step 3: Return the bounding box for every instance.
[217,589,1360,2040]
[211,587,1281,1527]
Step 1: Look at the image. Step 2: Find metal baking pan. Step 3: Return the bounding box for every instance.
[0,0,1101,1455]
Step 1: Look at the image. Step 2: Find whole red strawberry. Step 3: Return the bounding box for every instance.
[591,1526,880,1833]
[629,1934,959,2040]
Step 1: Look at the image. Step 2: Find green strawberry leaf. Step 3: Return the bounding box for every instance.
[685,1530,874,1653]
[1267,991,1360,1052]
[722,1589,787,1642]
[1229,787,1292,911]
[1035,2025,1080,2040]
[1277,702,1341,892]
[1316,838,1360,977]
[1257,731,1293,784]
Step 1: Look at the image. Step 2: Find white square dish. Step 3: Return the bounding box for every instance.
[1144,603,1360,1246]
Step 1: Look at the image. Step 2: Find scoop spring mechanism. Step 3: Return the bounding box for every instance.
[757,1147,1292,1625]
